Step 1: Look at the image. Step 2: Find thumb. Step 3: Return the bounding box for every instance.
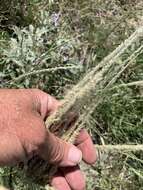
[38,131,82,167]
[0,187,9,190]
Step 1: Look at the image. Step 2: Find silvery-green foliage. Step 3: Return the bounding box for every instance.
[3,25,46,66]
[0,10,82,92]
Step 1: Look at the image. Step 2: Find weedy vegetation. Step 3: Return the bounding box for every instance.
[0,0,143,190]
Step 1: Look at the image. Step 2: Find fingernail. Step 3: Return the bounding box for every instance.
[68,147,82,165]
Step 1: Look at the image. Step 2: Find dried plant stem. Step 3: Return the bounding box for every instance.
[45,26,143,135]
[11,66,81,83]
[95,144,143,152]
[114,80,143,88]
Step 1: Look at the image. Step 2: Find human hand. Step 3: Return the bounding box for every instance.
[0,89,97,190]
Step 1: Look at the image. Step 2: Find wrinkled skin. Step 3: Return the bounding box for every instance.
[0,89,97,190]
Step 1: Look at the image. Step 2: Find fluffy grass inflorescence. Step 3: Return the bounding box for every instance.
[0,0,143,190]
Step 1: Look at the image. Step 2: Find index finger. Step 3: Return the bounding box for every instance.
[74,129,97,164]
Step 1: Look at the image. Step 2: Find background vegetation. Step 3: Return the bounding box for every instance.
[0,0,143,189]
